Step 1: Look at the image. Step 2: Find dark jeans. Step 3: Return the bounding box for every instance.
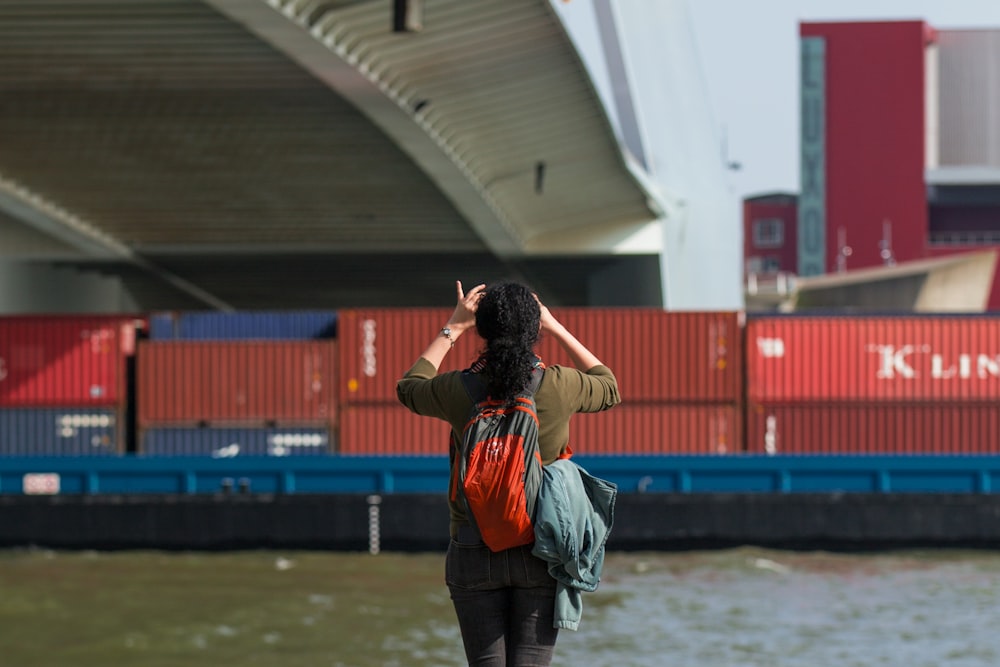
[446,533,559,666]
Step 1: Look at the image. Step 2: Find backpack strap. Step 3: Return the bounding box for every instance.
[459,371,489,404]
[526,364,543,395]
[460,360,543,403]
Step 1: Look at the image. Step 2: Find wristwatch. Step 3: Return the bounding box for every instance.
[440,327,455,347]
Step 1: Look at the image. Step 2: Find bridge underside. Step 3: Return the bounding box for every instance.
[0,0,663,311]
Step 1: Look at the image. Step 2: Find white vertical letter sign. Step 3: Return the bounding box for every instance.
[798,37,826,276]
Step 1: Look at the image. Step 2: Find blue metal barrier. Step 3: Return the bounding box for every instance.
[3,455,1000,495]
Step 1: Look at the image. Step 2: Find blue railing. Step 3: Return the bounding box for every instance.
[3,455,1000,495]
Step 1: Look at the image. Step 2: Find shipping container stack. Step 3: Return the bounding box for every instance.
[0,315,145,456]
[745,315,1000,454]
[534,309,744,456]
[336,308,745,456]
[336,308,485,455]
[9,310,1000,460]
[136,311,338,457]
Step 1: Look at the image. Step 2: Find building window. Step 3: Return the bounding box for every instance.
[753,218,784,248]
[762,256,782,272]
[746,256,783,274]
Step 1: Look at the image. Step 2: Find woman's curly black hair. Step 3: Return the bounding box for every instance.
[475,281,540,401]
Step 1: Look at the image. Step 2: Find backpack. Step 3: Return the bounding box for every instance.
[451,364,544,552]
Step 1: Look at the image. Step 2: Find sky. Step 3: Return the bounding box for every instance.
[686,0,1000,200]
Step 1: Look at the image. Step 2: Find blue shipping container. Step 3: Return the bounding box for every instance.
[148,311,338,341]
[148,313,177,340]
[140,427,331,457]
[0,408,120,456]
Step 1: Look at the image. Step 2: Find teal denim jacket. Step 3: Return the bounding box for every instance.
[531,459,617,630]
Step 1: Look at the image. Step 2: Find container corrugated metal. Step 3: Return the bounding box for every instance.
[338,403,453,455]
[537,310,743,403]
[0,407,120,456]
[338,402,740,456]
[569,403,741,455]
[747,315,1000,402]
[149,311,338,341]
[338,309,484,405]
[137,341,337,427]
[0,315,142,407]
[746,402,1000,454]
[340,308,742,405]
[140,427,331,457]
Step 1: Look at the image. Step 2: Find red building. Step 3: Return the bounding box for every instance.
[744,20,1000,310]
[743,192,798,276]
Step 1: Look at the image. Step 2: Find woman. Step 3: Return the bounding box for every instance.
[396,280,620,666]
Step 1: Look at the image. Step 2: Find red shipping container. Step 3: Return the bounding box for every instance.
[338,309,485,405]
[339,402,740,456]
[137,341,337,428]
[340,308,742,405]
[539,310,742,403]
[747,316,1000,403]
[569,403,741,455]
[746,402,1000,455]
[0,315,142,407]
[338,403,453,455]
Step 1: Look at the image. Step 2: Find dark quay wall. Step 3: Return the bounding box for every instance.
[5,492,1000,553]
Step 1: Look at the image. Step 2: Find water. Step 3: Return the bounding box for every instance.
[565,550,1000,667]
[1,547,998,666]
